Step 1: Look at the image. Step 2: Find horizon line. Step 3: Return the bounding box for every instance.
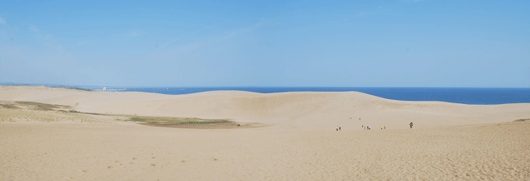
[1,83,529,89]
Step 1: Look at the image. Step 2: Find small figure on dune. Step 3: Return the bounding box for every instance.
[380,126,383,130]
[362,125,364,130]
[409,122,413,129]
[339,127,341,131]
[336,126,338,131]
[384,125,386,130]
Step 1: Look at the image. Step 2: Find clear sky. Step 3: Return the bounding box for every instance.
[0,0,529,87]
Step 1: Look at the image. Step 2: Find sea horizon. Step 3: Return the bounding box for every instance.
[117,87,530,105]
[3,84,528,105]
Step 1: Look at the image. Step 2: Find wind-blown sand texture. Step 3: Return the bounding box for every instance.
[1,86,529,180]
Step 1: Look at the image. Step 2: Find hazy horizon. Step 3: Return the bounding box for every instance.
[3,82,530,89]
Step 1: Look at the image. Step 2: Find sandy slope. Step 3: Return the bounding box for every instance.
[1,85,529,130]
[1,121,529,180]
[1,86,530,180]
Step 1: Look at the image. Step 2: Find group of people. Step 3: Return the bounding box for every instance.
[336,122,414,131]
[362,125,384,130]
[360,122,413,130]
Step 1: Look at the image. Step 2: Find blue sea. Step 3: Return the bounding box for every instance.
[109,87,530,105]
[2,83,528,105]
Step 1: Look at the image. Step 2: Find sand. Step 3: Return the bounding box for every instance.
[1,85,529,180]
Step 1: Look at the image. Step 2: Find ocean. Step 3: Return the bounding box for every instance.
[111,87,530,105]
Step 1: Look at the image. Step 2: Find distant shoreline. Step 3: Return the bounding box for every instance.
[0,84,93,91]
[2,85,529,105]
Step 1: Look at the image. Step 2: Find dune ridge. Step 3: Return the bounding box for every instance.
[1,85,530,180]
[1,85,529,130]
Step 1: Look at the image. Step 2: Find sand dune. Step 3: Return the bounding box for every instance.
[1,86,529,180]
[1,120,529,180]
[1,86,529,130]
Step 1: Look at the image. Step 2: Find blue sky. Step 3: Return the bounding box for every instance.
[0,0,529,87]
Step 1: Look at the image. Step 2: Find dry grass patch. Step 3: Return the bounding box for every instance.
[126,116,267,129]
[0,104,19,109]
[0,101,100,123]
[128,116,240,129]
[15,101,71,111]
[0,101,264,129]
[129,116,231,125]
[0,109,100,123]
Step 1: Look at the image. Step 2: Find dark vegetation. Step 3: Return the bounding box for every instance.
[128,116,232,125]
[514,119,529,122]
[0,104,19,109]
[2,100,241,128]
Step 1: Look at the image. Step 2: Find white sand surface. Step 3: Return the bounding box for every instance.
[1,86,529,180]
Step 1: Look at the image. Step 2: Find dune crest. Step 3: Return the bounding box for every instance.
[2,86,530,180]
[1,85,529,129]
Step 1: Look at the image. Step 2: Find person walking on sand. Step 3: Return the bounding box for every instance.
[336,126,338,131]
[339,127,341,131]
[409,122,413,129]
